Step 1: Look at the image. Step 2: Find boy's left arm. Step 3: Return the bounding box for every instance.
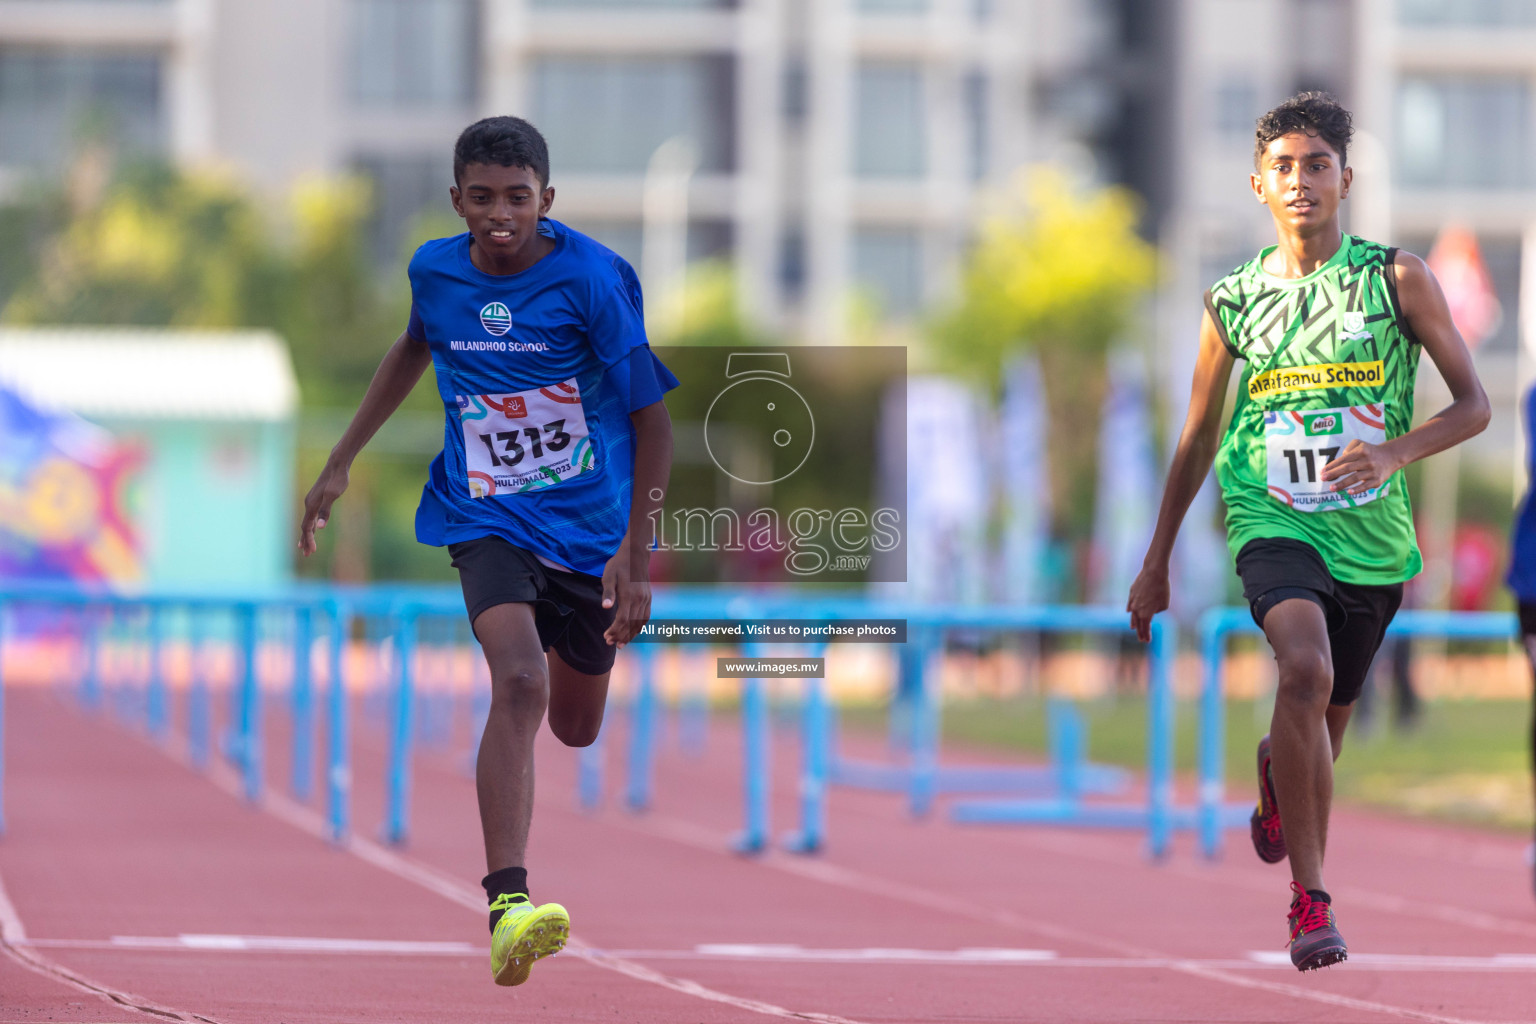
[1320,250,1491,497]
[603,400,674,649]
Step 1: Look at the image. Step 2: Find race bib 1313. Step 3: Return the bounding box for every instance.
[457,378,596,497]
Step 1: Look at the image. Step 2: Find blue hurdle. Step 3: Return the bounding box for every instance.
[944,611,1175,857]
[625,644,659,812]
[618,596,1165,858]
[25,583,1499,864]
[291,605,315,803]
[0,582,351,845]
[1196,606,1518,859]
[834,614,1133,816]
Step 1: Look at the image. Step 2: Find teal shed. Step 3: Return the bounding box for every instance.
[0,327,298,588]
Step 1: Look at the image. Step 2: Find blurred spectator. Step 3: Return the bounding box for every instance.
[1357,577,1422,733]
[1452,523,1501,612]
[1505,381,1536,895]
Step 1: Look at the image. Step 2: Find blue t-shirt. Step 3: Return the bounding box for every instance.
[406,219,677,575]
[1509,384,1536,601]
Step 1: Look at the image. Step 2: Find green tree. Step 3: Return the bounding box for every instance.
[930,169,1156,538]
[1,161,443,581]
[650,260,770,348]
[4,164,282,328]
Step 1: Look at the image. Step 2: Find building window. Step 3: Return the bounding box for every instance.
[783,57,808,126]
[1294,0,1350,98]
[0,48,163,170]
[533,56,735,174]
[1399,0,1536,26]
[853,227,923,318]
[855,63,926,179]
[857,0,928,12]
[353,153,452,265]
[531,0,734,7]
[556,219,731,282]
[779,227,806,301]
[349,0,478,109]
[1397,75,1532,189]
[1214,77,1259,140]
[964,71,988,181]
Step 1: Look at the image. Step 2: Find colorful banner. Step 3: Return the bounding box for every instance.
[1092,350,1156,604]
[0,386,142,583]
[1427,224,1502,350]
[898,376,988,605]
[999,356,1050,604]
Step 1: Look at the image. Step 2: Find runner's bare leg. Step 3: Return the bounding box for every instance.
[546,647,610,748]
[1264,598,1335,893]
[474,603,550,874]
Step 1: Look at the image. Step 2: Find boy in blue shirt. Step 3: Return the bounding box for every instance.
[1507,380,1536,899]
[299,116,676,986]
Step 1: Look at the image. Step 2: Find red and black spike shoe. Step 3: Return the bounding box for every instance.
[1287,882,1348,971]
[1250,735,1286,864]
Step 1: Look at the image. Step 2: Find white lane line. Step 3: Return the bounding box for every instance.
[690,944,1057,963]
[180,934,476,954]
[114,935,476,955]
[1245,950,1536,971]
[0,864,27,942]
[23,936,1536,975]
[0,865,225,1023]
[140,720,1526,1024]
[610,811,1516,1024]
[1344,888,1536,942]
[997,826,1536,941]
[184,752,875,1024]
[21,936,480,956]
[1169,959,1506,1024]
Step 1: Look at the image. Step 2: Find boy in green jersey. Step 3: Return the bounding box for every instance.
[1127,93,1490,970]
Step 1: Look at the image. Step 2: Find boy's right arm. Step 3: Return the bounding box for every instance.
[1126,310,1237,640]
[299,330,433,557]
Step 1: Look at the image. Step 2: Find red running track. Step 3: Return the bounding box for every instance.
[2,687,1535,1024]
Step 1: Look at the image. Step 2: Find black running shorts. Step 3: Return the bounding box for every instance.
[1234,537,1403,706]
[1518,601,1536,642]
[448,535,617,676]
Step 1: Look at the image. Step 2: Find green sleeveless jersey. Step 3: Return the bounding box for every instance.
[1206,235,1422,585]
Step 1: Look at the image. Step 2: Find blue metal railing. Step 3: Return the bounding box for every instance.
[11,581,1491,862]
[1196,606,1518,859]
[617,598,1177,859]
[0,582,353,843]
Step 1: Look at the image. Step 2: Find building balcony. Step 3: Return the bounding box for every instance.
[0,0,178,46]
[1397,27,1536,72]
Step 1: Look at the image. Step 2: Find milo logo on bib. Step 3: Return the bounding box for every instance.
[1303,412,1339,436]
[1265,403,1388,513]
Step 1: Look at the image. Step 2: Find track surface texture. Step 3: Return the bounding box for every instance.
[2,688,1534,1023]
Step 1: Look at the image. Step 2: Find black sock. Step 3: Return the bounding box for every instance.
[1306,888,1331,905]
[483,866,528,933]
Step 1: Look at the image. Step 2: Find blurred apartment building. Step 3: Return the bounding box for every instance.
[0,0,1139,339]
[1169,0,1536,469]
[1,2,1530,371]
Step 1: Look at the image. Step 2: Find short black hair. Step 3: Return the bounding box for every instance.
[1254,92,1353,170]
[453,116,550,187]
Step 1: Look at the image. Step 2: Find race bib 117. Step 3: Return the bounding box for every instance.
[457,378,597,497]
[1264,403,1388,513]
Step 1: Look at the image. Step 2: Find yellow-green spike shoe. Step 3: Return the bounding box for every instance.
[490,893,569,986]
